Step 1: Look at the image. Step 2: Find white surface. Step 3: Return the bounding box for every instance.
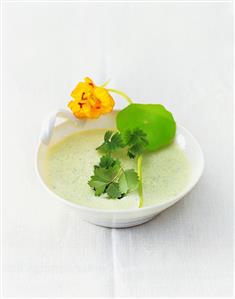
[2,2,233,297]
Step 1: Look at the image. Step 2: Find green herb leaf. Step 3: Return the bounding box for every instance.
[99,155,118,169]
[104,131,113,142]
[88,178,107,196]
[118,169,139,194]
[116,103,176,151]
[124,128,148,145]
[94,164,120,183]
[124,128,148,158]
[88,155,121,198]
[106,182,122,199]
[96,131,125,153]
[88,154,139,199]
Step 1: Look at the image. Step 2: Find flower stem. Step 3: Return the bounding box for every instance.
[101,79,110,88]
[107,88,133,105]
[137,154,144,208]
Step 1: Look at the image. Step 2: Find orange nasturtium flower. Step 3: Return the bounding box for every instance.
[68,77,115,119]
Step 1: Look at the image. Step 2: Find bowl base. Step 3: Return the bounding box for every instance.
[83,215,156,228]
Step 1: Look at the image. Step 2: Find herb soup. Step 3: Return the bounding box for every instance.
[45,129,191,210]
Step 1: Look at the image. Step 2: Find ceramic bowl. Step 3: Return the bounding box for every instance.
[36,109,204,228]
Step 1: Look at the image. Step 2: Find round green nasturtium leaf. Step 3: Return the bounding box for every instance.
[116,104,176,152]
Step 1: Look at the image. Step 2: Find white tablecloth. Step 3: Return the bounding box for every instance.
[3,2,233,297]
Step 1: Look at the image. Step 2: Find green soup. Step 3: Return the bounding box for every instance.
[45,129,191,210]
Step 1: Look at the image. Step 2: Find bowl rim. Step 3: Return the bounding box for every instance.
[35,110,205,215]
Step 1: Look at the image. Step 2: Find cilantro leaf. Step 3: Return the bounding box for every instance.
[104,131,113,142]
[99,155,118,169]
[88,154,139,199]
[127,143,145,159]
[88,178,107,196]
[106,182,122,199]
[110,132,124,149]
[89,129,143,199]
[124,128,148,158]
[96,131,125,153]
[94,164,120,183]
[118,169,139,194]
[88,155,122,198]
[124,128,147,145]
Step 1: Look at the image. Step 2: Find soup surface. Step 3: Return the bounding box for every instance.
[45,129,191,210]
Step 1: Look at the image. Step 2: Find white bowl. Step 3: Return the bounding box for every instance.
[36,110,204,228]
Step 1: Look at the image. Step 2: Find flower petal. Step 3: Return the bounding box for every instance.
[68,77,114,119]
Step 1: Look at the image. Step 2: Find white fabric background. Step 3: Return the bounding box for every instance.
[2,2,233,297]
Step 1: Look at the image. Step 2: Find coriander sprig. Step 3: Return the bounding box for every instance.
[88,155,139,199]
[96,129,148,159]
[123,129,148,159]
[96,131,125,153]
[89,129,148,201]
